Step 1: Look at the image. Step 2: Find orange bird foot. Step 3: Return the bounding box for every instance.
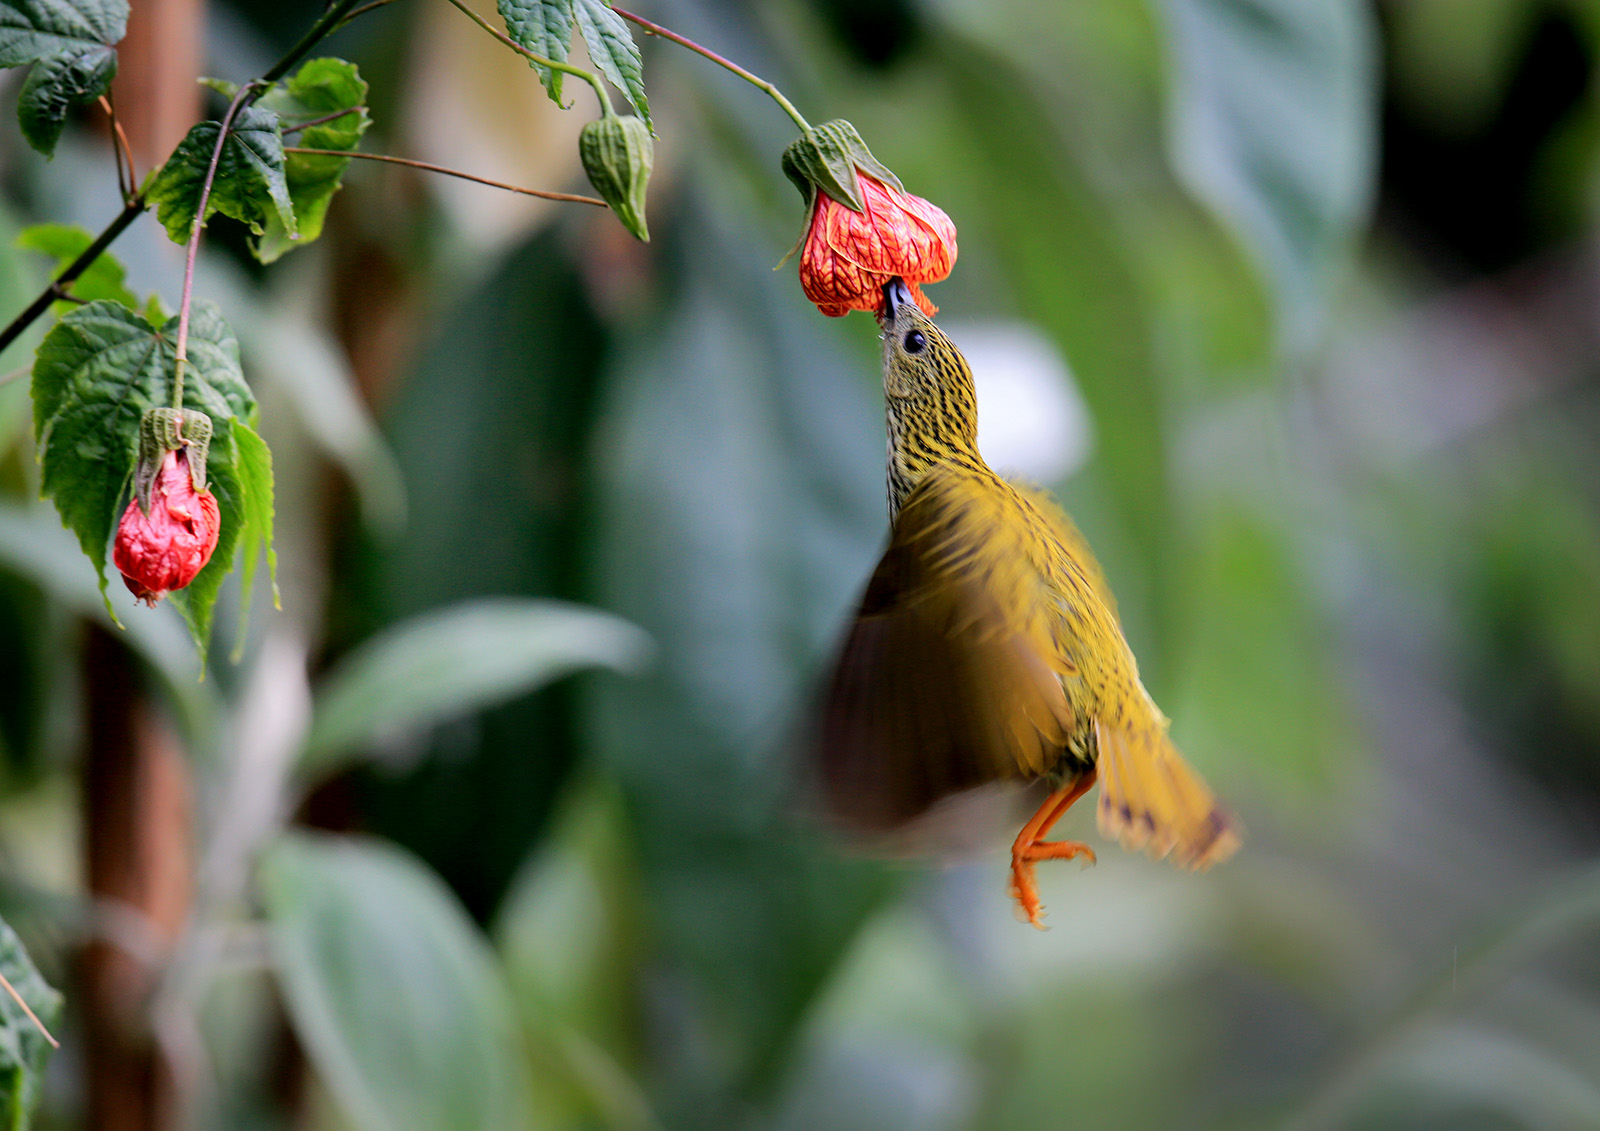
[1010,840,1096,928]
[1008,770,1098,929]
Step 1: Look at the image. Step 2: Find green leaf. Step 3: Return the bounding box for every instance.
[258,833,537,1131]
[255,57,371,263]
[18,44,114,155]
[229,418,277,655]
[168,419,242,661]
[301,597,650,776]
[0,0,128,157]
[16,222,139,311]
[1161,0,1378,348]
[493,779,652,1129]
[498,0,574,104]
[0,915,63,1131]
[31,300,255,615]
[145,103,296,247]
[572,0,649,129]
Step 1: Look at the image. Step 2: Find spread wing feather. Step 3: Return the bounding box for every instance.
[818,467,1075,829]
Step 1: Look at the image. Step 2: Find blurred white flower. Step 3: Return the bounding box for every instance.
[941,320,1091,484]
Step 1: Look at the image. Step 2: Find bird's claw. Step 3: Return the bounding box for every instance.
[1009,839,1097,930]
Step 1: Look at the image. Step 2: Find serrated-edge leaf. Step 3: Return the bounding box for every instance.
[168,421,241,664]
[0,0,128,66]
[256,57,370,263]
[17,44,116,156]
[31,301,164,611]
[573,0,649,129]
[146,104,296,246]
[498,0,574,103]
[176,301,255,424]
[230,418,277,659]
[0,0,128,156]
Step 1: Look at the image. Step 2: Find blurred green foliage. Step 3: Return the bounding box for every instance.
[1,0,1600,1129]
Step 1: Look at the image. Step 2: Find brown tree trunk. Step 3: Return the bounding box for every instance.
[80,628,193,1131]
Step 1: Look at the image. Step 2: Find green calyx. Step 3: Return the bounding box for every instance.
[579,115,653,242]
[780,119,903,214]
[134,406,213,513]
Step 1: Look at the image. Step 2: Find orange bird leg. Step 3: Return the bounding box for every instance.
[1009,768,1098,929]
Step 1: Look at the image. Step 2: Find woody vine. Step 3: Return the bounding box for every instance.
[1,0,956,664]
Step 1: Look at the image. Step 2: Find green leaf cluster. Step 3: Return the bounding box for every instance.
[145,103,297,246]
[146,58,370,264]
[498,0,649,128]
[0,916,62,1131]
[30,300,274,654]
[256,57,371,263]
[0,0,129,156]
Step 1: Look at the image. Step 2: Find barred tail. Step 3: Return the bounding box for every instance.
[1094,717,1240,870]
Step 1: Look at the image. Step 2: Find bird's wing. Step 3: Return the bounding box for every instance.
[1012,484,1119,624]
[817,466,1077,829]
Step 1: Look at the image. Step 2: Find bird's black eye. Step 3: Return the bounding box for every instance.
[903,330,926,354]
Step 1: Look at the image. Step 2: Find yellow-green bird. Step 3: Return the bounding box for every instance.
[819,279,1239,927]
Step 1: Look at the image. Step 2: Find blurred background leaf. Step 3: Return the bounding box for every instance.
[259,832,537,1131]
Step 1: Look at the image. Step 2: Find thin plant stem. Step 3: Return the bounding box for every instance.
[262,0,369,84]
[98,95,136,199]
[281,107,360,135]
[611,7,810,131]
[441,0,616,117]
[0,969,58,1049]
[174,83,259,410]
[287,147,607,205]
[336,0,401,29]
[0,196,144,356]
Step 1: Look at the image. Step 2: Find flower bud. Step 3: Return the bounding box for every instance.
[580,115,653,242]
[114,409,221,606]
[782,120,957,318]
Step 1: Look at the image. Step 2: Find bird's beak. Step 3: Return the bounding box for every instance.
[880,278,912,324]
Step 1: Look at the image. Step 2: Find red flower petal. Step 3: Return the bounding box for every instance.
[113,446,221,606]
[797,173,957,318]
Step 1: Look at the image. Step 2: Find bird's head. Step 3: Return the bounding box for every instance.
[877,277,977,432]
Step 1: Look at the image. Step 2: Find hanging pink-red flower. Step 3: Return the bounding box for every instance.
[798,174,957,318]
[113,445,221,605]
[781,120,957,319]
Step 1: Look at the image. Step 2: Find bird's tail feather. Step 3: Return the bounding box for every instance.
[1094,718,1239,869]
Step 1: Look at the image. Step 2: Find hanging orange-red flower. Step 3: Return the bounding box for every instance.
[798,173,957,319]
[113,445,221,605]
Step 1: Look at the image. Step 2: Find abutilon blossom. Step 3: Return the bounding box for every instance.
[113,446,221,605]
[798,173,957,318]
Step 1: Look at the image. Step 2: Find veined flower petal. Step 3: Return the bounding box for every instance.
[798,173,957,318]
